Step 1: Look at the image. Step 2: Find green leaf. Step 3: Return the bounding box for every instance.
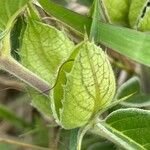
[20,20,74,116]
[89,0,102,41]
[102,0,130,26]
[95,121,144,150]
[38,0,150,66]
[116,77,141,99]
[121,94,150,107]
[52,41,116,129]
[103,108,150,150]
[116,77,150,107]
[27,3,41,21]
[96,22,150,66]
[0,0,29,34]
[37,0,92,35]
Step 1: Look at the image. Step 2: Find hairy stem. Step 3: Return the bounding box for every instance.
[77,124,91,150]
[94,122,126,147]
[0,57,50,95]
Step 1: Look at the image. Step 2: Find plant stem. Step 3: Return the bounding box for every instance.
[69,128,79,150]
[0,57,50,95]
[77,124,91,150]
[94,122,126,148]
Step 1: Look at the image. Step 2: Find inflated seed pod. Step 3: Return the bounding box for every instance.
[103,0,150,31]
[102,0,130,26]
[129,0,150,31]
[51,41,116,129]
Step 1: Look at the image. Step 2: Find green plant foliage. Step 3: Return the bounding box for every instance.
[0,0,29,35]
[96,22,150,66]
[51,41,116,129]
[1,0,150,149]
[116,77,141,99]
[102,0,130,26]
[102,0,150,31]
[38,0,92,34]
[105,108,150,150]
[128,0,148,29]
[116,77,150,107]
[21,20,74,85]
[102,0,150,30]
[121,94,150,107]
[20,19,74,117]
[89,0,102,41]
[38,0,150,67]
